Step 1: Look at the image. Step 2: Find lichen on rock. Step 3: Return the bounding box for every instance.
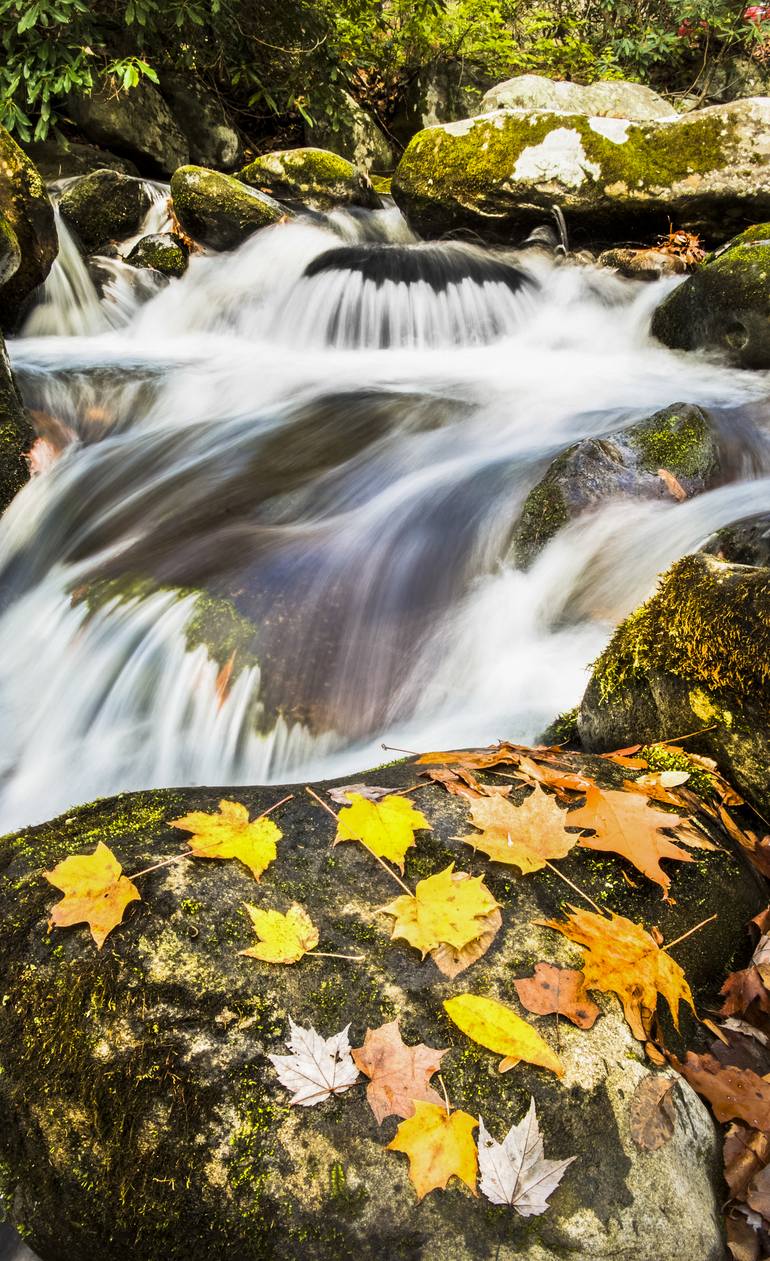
[170,166,287,250]
[239,148,380,212]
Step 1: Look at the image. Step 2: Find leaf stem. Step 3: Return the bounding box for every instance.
[662,913,717,952]
[543,861,609,918]
[305,785,339,820]
[381,744,420,757]
[309,951,366,962]
[437,1072,451,1117]
[130,852,191,880]
[256,793,293,820]
[660,723,718,745]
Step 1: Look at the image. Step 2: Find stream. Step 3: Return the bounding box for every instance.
[3,195,770,834]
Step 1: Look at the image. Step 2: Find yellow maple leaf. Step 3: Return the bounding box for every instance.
[334,792,430,871]
[443,993,564,1076]
[241,903,319,964]
[170,799,281,880]
[462,785,577,874]
[383,863,499,957]
[540,906,695,1041]
[44,842,141,949]
[387,1101,478,1199]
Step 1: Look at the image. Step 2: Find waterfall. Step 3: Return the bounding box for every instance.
[3,204,769,830]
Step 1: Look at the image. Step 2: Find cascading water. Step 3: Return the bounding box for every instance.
[3,201,770,832]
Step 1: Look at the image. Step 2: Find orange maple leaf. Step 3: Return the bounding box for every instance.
[352,1020,447,1124]
[571,784,693,898]
[44,842,141,949]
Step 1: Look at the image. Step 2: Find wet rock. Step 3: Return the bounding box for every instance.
[239,148,380,212]
[58,170,153,254]
[0,333,34,513]
[704,514,770,567]
[160,74,243,172]
[170,165,285,250]
[579,552,770,814]
[0,752,764,1261]
[68,82,190,177]
[21,137,139,181]
[305,88,395,173]
[392,98,770,244]
[0,126,57,330]
[511,404,720,568]
[126,233,188,279]
[598,246,687,280]
[0,213,21,288]
[475,74,678,121]
[651,224,770,367]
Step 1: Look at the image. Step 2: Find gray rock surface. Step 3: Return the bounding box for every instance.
[475,74,678,121]
[161,74,243,172]
[170,165,285,250]
[305,88,395,172]
[68,82,190,177]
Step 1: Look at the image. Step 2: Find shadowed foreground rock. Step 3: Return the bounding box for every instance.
[580,552,770,813]
[0,754,765,1261]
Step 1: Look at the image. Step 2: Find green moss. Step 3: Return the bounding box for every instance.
[627,405,716,479]
[641,743,717,798]
[170,166,284,250]
[59,170,150,254]
[511,476,569,569]
[591,554,770,704]
[126,234,188,279]
[540,706,580,746]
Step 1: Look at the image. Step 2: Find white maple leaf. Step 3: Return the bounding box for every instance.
[478,1097,575,1216]
[268,1019,361,1106]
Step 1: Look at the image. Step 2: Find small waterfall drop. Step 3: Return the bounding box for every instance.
[4,204,770,829]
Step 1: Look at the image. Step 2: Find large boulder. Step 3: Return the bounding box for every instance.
[0,126,57,329]
[170,166,285,250]
[126,233,188,279]
[392,98,770,244]
[58,169,153,254]
[21,136,139,180]
[511,404,720,568]
[579,552,770,814]
[160,73,243,172]
[651,224,770,367]
[0,751,766,1261]
[305,88,395,173]
[704,513,770,567]
[475,75,678,121]
[239,148,380,212]
[67,82,190,177]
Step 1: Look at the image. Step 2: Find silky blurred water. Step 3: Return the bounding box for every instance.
[3,196,769,832]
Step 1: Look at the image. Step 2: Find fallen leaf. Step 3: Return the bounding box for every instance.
[416,744,522,769]
[677,1052,770,1130]
[431,898,502,978]
[443,994,564,1076]
[170,799,281,880]
[44,842,141,949]
[383,864,499,958]
[478,1098,575,1214]
[629,1075,677,1150]
[514,963,600,1030]
[334,792,430,871]
[505,756,592,796]
[268,1019,360,1106]
[240,903,319,964]
[658,467,687,500]
[719,964,770,1019]
[571,785,692,898]
[462,785,577,874]
[215,653,235,709]
[746,1163,770,1220]
[422,766,511,800]
[328,783,394,805]
[724,1123,770,1201]
[726,1212,761,1261]
[387,1102,478,1199]
[540,907,695,1041]
[351,1020,447,1123]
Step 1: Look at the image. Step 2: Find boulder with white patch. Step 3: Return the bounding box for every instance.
[392,97,770,245]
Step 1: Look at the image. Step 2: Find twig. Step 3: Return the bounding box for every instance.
[662,914,717,953]
[305,786,339,821]
[130,852,191,881]
[256,793,293,820]
[660,723,717,745]
[381,744,420,757]
[543,861,608,918]
[306,786,413,895]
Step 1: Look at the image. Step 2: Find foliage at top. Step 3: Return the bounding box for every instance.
[1,0,769,147]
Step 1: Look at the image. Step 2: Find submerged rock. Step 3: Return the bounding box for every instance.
[239,148,380,212]
[170,166,285,250]
[0,752,763,1261]
[59,169,153,254]
[160,73,243,172]
[392,98,770,244]
[475,75,678,121]
[598,246,687,280]
[651,224,770,367]
[0,332,34,512]
[510,404,720,568]
[579,552,770,813]
[126,233,188,279]
[68,82,190,177]
[305,88,395,173]
[0,126,57,330]
[704,513,770,567]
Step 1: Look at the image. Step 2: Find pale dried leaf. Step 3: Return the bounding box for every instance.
[269,1019,360,1106]
[629,1076,677,1151]
[478,1098,575,1215]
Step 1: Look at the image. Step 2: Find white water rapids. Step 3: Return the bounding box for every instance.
[3,198,770,832]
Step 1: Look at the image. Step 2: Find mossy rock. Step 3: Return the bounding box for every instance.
[239,148,380,213]
[59,170,153,254]
[651,232,770,367]
[475,75,678,122]
[304,88,395,174]
[0,125,57,330]
[392,98,770,244]
[126,233,188,279]
[704,513,770,567]
[68,82,189,178]
[510,404,720,569]
[1,751,764,1260]
[0,333,33,513]
[579,552,770,813]
[0,212,21,289]
[170,166,286,251]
